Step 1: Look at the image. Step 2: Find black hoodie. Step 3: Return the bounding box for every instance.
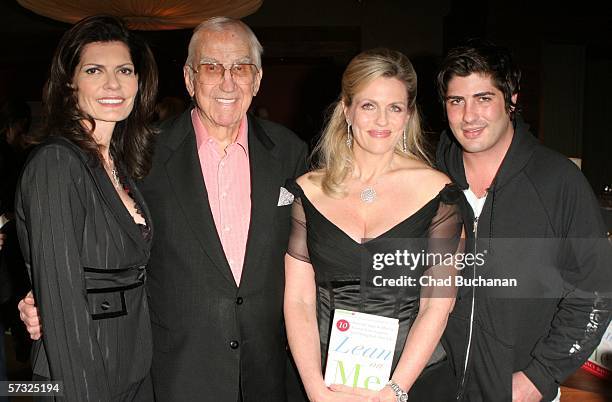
[436,117,612,401]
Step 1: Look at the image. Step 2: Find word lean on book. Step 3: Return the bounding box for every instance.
[324,309,399,391]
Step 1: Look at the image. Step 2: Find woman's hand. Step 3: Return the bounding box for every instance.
[313,384,382,402]
[328,384,397,402]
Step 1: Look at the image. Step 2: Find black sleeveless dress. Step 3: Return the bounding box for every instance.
[286,181,464,372]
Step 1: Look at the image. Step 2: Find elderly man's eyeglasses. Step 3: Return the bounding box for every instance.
[192,63,258,84]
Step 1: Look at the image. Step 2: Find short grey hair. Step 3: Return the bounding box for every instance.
[186,16,263,70]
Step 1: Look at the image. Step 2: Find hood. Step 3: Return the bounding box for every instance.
[435,115,539,192]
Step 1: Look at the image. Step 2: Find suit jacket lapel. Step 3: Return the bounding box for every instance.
[43,137,148,253]
[125,174,154,245]
[90,165,149,250]
[241,116,282,287]
[163,110,235,286]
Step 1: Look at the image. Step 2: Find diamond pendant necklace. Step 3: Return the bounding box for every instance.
[360,185,377,203]
[356,161,392,204]
[359,175,382,204]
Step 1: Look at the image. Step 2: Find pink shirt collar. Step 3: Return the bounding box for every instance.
[191,109,249,155]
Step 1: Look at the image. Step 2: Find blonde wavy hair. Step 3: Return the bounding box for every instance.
[312,48,430,197]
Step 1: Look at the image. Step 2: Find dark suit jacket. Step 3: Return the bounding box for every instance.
[139,109,308,402]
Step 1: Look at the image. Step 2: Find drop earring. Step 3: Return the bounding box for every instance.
[346,123,353,148]
[402,128,407,153]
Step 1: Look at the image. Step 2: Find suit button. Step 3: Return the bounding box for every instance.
[230,341,239,349]
[236,297,243,305]
[101,301,110,310]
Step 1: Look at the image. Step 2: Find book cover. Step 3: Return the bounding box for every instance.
[324,309,399,391]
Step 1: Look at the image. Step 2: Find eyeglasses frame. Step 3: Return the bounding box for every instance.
[189,62,259,84]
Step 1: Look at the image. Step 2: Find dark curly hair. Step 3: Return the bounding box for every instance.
[436,38,521,116]
[42,15,158,179]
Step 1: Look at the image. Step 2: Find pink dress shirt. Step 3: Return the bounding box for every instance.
[192,110,251,285]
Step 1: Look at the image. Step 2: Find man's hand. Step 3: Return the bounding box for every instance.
[0,232,5,250]
[18,291,42,340]
[512,371,543,402]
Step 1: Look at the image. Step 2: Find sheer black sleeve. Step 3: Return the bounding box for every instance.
[286,181,310,263]
[421,184,465,298]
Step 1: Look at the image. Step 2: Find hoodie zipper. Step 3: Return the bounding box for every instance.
[457,216,479,401]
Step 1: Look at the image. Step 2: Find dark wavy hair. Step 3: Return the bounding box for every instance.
[42,15,158,179]
[436,38,521,116]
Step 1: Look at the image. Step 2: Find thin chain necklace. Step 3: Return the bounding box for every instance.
[107,154,121,189]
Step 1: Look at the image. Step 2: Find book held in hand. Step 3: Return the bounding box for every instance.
[324,309,399,391]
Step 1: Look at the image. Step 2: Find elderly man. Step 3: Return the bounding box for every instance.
[20,17,308,402]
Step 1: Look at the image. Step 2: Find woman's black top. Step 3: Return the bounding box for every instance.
[287,181,463,371]
[15,137,153,401]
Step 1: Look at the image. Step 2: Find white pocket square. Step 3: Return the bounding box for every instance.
[277,186,295,206]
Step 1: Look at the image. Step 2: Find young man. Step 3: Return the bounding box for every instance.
[435,39,611,402]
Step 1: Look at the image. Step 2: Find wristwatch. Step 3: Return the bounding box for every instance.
[386,380,408,402]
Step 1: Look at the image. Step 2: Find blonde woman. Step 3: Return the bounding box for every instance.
[284,48,464,402]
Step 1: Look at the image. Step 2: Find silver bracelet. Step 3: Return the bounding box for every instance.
[386,380,408,402]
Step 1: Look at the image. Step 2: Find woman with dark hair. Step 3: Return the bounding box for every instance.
[15,15,157,401]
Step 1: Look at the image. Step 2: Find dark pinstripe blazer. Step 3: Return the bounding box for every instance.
[139,109,307,402]
[15,138,153,401]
